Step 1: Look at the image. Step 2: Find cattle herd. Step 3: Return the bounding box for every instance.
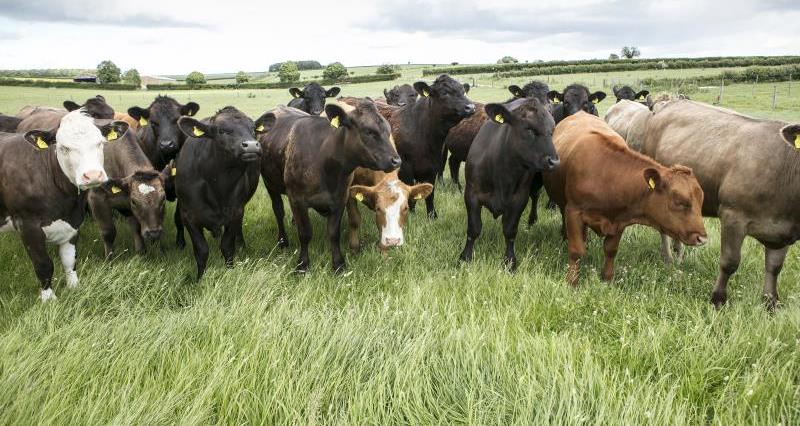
[0,75,798,310]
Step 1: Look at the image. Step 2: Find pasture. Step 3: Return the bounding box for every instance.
[0,70,798,424]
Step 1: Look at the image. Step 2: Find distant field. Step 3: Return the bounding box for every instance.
[0,67,798,424]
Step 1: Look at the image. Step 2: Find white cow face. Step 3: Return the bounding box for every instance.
[54,110,128,189]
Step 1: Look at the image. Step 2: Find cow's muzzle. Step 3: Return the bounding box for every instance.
[79,170,108,189]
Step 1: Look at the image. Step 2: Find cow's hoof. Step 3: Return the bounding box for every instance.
[504,258,518,272]
[333,262,347,274]
[277,237,289,249]
[176,240,186,250]
[763,294,779,312]
[710,291,727,309]
[458,252,472,263]
[295,260,310,273]
[65,272,79,289]
[225,259,234,268]
[40,288,57,302]
[428,211,438,220]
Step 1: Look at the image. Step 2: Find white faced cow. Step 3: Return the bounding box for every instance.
[0,109,127,301]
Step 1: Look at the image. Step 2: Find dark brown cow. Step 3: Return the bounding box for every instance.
[631,100,800,309]
[0,114,22,132]
[259,100,400,272]
[0,110,126,301]
[63,95,115,119]
[127,96,200,170]
[541,112,707,286]
[383,84,418,107]
[87,128,168,258]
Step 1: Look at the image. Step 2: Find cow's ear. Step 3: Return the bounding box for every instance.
[63,100,81,112]
[485,103,514,125]
[589,91,607,104]
[780,124,800,149]
[383,88,390,98]
[643,168,663,192]
[635,90,650,101]
[325,104,351,129]
[159,160,175,181]
[178,117,209,138]
[463,83,470,94]
[127,106,150,126]
[254,112,276,135]
[289,88,303,98]
[99,121,130,142]
[413,81,431,98]
[408,183,433,201]
[181,102,199,117]
[326,87,341,98]
[508,85,523,98]
[349,185,377,208]
[548,90,563,104]
[102,178,129,195]
[95,94,106,101]
[23,130,56,150]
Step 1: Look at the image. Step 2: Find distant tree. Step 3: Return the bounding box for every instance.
[185,71,206,86]
[235,71,249,84]
[269,60,323,72]
[122,68,141,87]
[96,60,121,84]
[278,61,300,83]
[451,62,459,65]
[376,64,399,75]
[608,53,620,60]
[323,62,348,81]
[621,46,641,59]
[497,56,519,64]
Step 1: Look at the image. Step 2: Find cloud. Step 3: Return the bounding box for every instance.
[0,0,209,28]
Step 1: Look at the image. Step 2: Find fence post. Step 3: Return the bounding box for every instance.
[772,85,778,109]
[719,79,724,105]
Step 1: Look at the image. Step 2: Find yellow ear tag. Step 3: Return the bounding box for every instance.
[648,178,656,190]
[139,117,148,126]
[330,116,340,129]
[255,124,265,132]
[552,98,560,104]
[111,186,122,194]
[794,134,800,149]
[171,167,177,177]
[355,193,364,201]
[192,126,204,137]
[35,137,48,149]
[423,89,429,97]
[494,114,504,124]
[592,98,599,104]
[106,129,118,141]
[414,193,423,200]
[638,96,645,101]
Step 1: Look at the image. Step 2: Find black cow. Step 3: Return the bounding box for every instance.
[0,114,21,132]
[508,81,551,103]
[288,83,341,115]
[127,96,200,170]
[612,85,649,103]
[174,107,268,280]
[64,95,115,119]
[384,84,418,107]
[259,100,400,272]
[458,98,558,270]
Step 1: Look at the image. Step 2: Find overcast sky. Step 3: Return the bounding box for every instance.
[1,0,798,75]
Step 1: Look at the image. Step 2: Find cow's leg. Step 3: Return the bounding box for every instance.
[346,198,362,252]
[221,216,242,269]
[89,196,116,258]
[448,156,462,191]
[290,202,312,272]
[126,216,145,254]
[327,207,346,273]
[437,151,447,184]
[711,219,746,308]
[174,202,186,249]
[267,187,289,248]
[564,207,586,287]
[601,230,624,281]
[673,240,685,262]
[528,173,543,227]
[763,245,789,311]
[58,236,79,289]
[420,173,438,219]
[660,234,674,265]
[19,224,55,301]
[185,221,209,281]
[399,164,416,212]
[458,194,482,263]
[502,203,525,271]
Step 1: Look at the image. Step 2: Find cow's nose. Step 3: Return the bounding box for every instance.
[464,104,476,115]
[81,170,106,186]
[390,156,402,168]
[384,238,402,247]
[693,234,708,246]
[242,140,261,151]
[159,140,177,151]
[546,156,560,170]
[143,228,163,240]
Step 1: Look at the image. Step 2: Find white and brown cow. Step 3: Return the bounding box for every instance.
[0,110,127,301]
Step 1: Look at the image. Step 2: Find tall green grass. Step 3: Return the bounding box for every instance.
[0,76,798,424]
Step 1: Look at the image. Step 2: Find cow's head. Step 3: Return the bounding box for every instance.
[780,124,800,150]
[548,84,606,117]
[177,106,268,163]
[414,75,475,123]
[613,85,649,103]
[325,100,400,172]
[103,168,169,241]
[128,96,200,158]
[508,81,551,103]
[485,98,558,172]
[63,95,115,119]
[24,110,126,189]
[643,165,707,247]
[289,83,340,115]
[383,84,418,107]
[350,179,432,249]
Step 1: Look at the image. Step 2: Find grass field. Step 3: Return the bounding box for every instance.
[0,69,799,424]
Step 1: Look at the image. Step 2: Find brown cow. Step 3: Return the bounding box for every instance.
[113,112,139,130]
[87,128,168,258]
[541,112,707,286]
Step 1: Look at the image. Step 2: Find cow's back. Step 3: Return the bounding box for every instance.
[604,100,650,152]
[17,110,67,133]
[259,106,309,193]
